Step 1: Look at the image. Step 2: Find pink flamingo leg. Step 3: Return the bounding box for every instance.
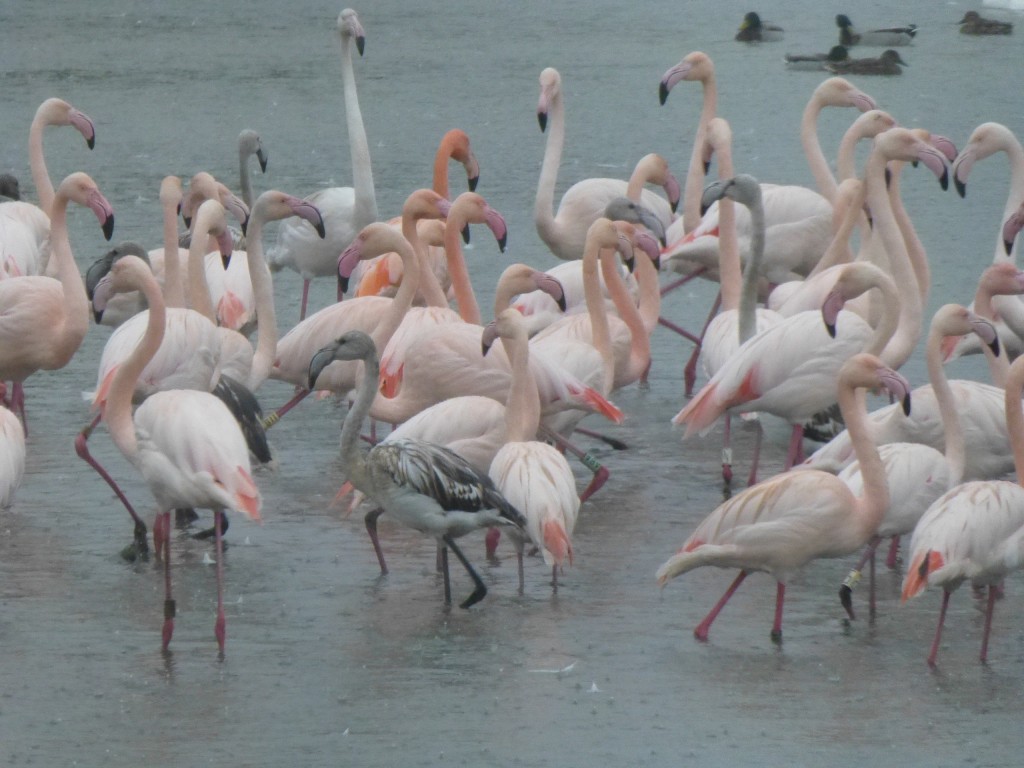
[485,527,501,563]
[694,569,748,642]
[885,535,901,569]
[868,546,877,619]
[659,266,707,297]
[980,584,998,664]
[839,535,881,620]
[927,590,951,667]
[771,582,786,643]
[365,507,388,574]
[783,424,805,471]
[74,414,149,557]
[746,421,764,487]
[299,278,312,321]
[158,511,174,652]
[262,388,312,429]
[656,316,702,345]
[11,382,27,436]
[682,290,722,397]
[214,511,227,653]
[539,424,609,503]
[721,414,733,489]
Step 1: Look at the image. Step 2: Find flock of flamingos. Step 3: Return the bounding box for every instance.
[2,8,1024,668]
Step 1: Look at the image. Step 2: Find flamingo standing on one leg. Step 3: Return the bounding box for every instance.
[657,353,911,644]
[91,254,262,654]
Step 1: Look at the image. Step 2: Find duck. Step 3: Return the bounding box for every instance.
[958,11,1012,35]
[735,12,783,42]
[836,14,917,46]
[784,45,850,71]
[825,49,907,76]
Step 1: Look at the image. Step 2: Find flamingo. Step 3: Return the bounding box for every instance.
[237,128,268,209]
[0,172,113,426]
[533,67,677,261]
[805,263,1024,481]
[377,191,508,397]
[267,190,449,419]
[267,8,378,321]
[945,122,1024,361]
[835,305,1000,621]
[91,254,262,653]
[350,128,481,300]
[901,352,1024,666]
[486,309,579,592]
[673,127,947,473]
[0,97,96,279]
[308,330,526,609]
[657,353,911,643]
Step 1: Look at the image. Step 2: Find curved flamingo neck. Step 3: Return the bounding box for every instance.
[404,205,449,309]
[800,93,837,204]
[737,197,766,344]
[865,148,921,367]
[534,86,565,254]
[442,213,481,325]
[887,161,930,305]
[631,250,662,336]
[600,251,649,382]
[28,108,55,214]
[807,180,865,278]
[582,240,616,391]
[712,135,741,313]
[46,191,89,362]
[925,323,965,486]
[838,372,889,540]
[501,324,540,443]
[161,189,186,309]
[340,346,376,490]
[244,209,279,389]
[239,146,256,210]
[340,30,378,229]
[493,270,535,315]
[432,136,456,199]
[105,266,166,462]
[187,212,220,324]
[682,73,717,233]
[370,236,420,351]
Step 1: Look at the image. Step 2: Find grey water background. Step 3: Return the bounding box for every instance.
[2,0,1024,765]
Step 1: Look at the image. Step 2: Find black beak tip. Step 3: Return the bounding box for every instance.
[182,213,192,228]
[699,202,711,217]
[86,136,96,151]
[902,394,912,417]
[1005,240,1015,257]
[93,309,104,324]
[954,177,967,198]
[537,112,548,133]
[258,154,269,174]
[468,175,479,192]
[221,252,231,270]
[241,216,249,237]
[461,225,471,245]
[658,82,669,106]
[989,336,1001,358]
[556,295,568,312]
[826,322,837,339]
[315,220,327,239]
[702,161,711,175]
[102,216,115,241]
[497,234,507,253]
[938,169,949,192]
[337,274,349,297]
[481,341,492,357]
[356,36,365,56]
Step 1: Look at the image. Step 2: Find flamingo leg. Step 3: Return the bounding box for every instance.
[868,546,877,620]
[440,543,452,605]
[485,526,502,564]
[656,316,702,345]
[74,414,149,560]
[364,507,388,574]
[746,420,764,488]
[694,569,747,642]
[885,535,901,569]
[839,535,882,620]
[262,387,312,429]
[659,266,707,297]
[159,511,174,653]
[443,533,488,609]
[11,382,27,435]
[214,510,226,653]
[783,425,805,471]
[682,290,722,397]
[722,414,733,490]
[980,584,998,664]
[927,590,951,667]
[570,426,629,451]
[771,582,786,644]
[539,424,608,503]
[299,278,312,321]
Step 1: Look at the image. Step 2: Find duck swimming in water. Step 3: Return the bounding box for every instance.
[825,49,908,76]
[835,14,917,46]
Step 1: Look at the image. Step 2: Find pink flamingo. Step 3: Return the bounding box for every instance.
[308,330,526,609]
[805,263,1024,482]
[836,305,1000,621]
[486,309,580,592]
[534,67,678,261]
[267,8,378,322]
[0,97,96,279]
[901,351,1024,666]
[0,172,113,426]
[657,353,910,643]
[237,129,269,210]
[91,254,261,654]
[350,128,481,300]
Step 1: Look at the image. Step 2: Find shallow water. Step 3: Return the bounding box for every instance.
[2,0,1024,765]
